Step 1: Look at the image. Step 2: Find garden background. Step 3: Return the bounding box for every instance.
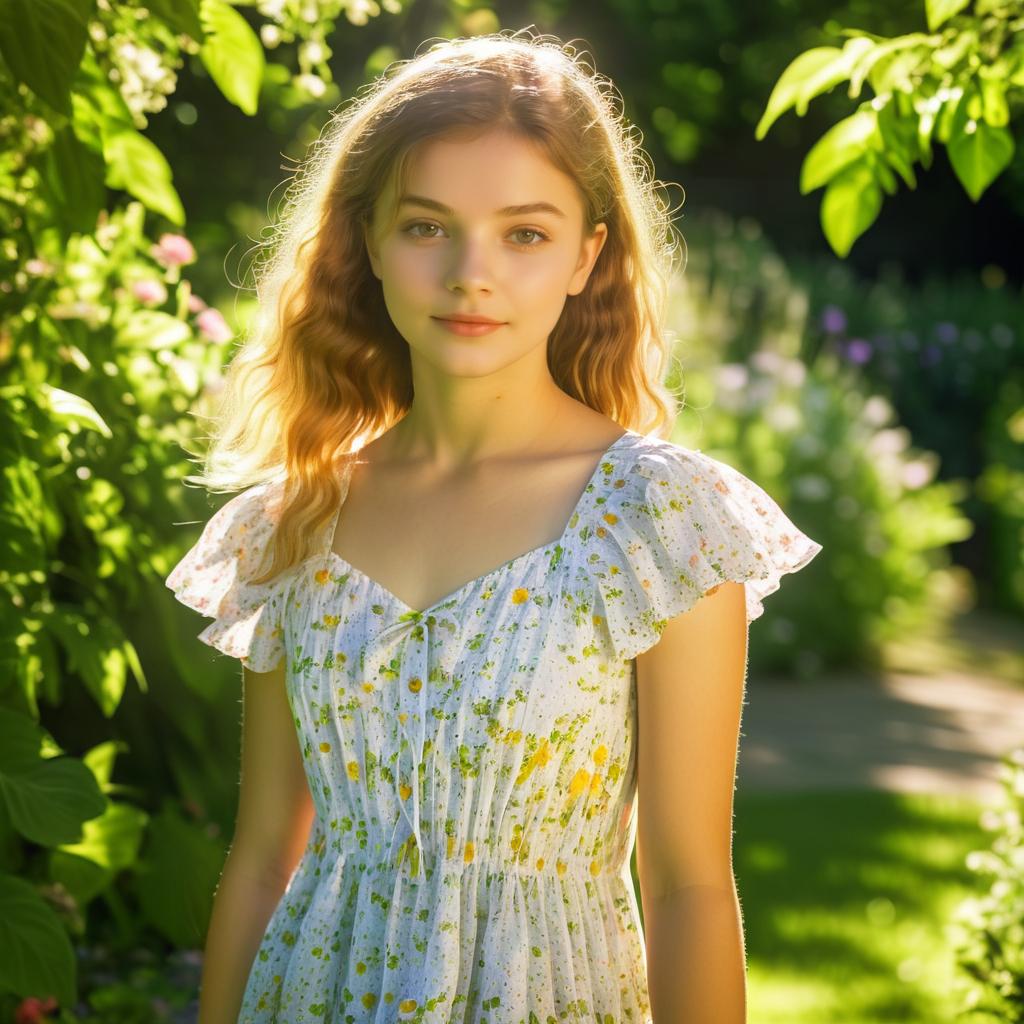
[2,0,1023,1021]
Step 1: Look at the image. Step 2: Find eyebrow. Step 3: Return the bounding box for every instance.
[397,194,567,219]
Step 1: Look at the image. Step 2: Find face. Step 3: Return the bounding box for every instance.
[363,129,607,377]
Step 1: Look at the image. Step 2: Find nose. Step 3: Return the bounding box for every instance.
[444,232,494,294]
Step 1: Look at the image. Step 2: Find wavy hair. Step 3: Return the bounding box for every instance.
[184,28,686,584]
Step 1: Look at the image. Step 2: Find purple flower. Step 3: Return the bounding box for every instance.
[196,307,233,343]
[934,321,958,344]
[821,304,847,334]
[845,338,873,364]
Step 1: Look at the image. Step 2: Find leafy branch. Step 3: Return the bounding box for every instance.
[756,0,1024,256]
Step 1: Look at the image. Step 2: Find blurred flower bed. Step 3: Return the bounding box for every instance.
[658,207,1019,674]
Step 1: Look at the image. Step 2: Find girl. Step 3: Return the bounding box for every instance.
[167,29,822,1024]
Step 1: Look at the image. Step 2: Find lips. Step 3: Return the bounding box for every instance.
[433,315,506,325]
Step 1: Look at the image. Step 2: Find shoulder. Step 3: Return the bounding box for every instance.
[165,477,288,609]
[577,433,823,661]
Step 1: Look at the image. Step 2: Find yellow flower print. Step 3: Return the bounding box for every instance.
[408,676,422,693]
[505,729,523,745]
[536,857,545,870]
[593,744,608,766]
[613,477,626,489]
[602,512,618,525]
[346,760,360,781]
[361,682,374,693]
[568,768,591,799]
[398,711,408,724]
[355,961,367,974]
[314,568,330,585]
[447,834,456,857]
[322,613,340,627]
[641,578,651,590]
[556,859,567,877]
[610,564,620,575]
[590,860,602,876]
[319,741,331,753]
[399,999,418,1014]
[464,841,475,863]
[515,736,551,786]
[361,992,377,1009]
[596,526,607,538]
[399,782,412,800]
[590,772,603,795]
[592,614,604,626]
[511,587,530,604]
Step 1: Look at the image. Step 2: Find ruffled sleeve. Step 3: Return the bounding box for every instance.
[590,443,823,662]
[165,480,291,673]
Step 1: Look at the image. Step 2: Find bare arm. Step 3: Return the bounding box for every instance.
[636,580,749,1024]
[197,658,315,1024]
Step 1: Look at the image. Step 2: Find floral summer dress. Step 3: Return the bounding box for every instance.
[165,429,822,1024]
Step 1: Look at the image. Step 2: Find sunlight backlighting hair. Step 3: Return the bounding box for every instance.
[184,27,687,584]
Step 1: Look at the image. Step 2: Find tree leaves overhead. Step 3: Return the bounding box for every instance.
[756,3,1023,256]
[199,0,266,116]
[0,0,95,115]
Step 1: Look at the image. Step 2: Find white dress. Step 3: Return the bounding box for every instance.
[165,429,823,1023]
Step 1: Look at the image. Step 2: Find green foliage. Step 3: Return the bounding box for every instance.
[0,0,397,1009]
[950,747,1024,1020]
[756,0,1024,256]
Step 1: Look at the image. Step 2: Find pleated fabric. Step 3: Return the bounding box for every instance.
[166,430,822,1023]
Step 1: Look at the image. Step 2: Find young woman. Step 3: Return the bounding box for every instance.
[166,29,822,1024]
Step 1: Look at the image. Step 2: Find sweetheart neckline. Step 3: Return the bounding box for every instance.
[321,429,639,617]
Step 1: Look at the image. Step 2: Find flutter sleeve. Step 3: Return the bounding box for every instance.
[165,480,290,673]
[592,444,824,662]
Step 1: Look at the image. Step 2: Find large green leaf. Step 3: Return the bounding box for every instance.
[948,120,1015,201]
[51,801,148,903]
[755,37,874,140]
[134,804,225,947]
[42,125,106,240]
[0,708,53,776]
[40,384,113,437]
[800,109,879,194]
[49,607,133,717]
[0,874,76,1008]
[199,0,265,116]
[146,0,204,39]
[118,309,192,350]
[1,756,106,846]
[926,0,970,30]
[0,0,94,116]
[103,127,185,225]
[821,159,883,258]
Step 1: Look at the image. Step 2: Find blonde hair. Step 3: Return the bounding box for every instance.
[185,28,685,584]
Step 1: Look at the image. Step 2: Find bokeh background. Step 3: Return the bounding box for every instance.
[2,1,1023,1021]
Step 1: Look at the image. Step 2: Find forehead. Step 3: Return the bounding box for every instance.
[377,129,583,221]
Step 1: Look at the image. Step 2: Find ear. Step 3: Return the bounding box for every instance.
[364,220,382,281]
[567,222,608,296]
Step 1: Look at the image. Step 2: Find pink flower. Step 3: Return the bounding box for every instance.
[15,996,58,1024]
[187,292,208,313]
[196,307,233,343]
[152,233,196,267]
[132,279,168,306]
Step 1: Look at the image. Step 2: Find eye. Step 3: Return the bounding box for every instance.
[511,228,550,246]
[404,221,443,239]
[401,221,551,247]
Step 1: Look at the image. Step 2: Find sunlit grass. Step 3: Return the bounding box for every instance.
[632,789,992,1023]
[739,789,988,1023]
